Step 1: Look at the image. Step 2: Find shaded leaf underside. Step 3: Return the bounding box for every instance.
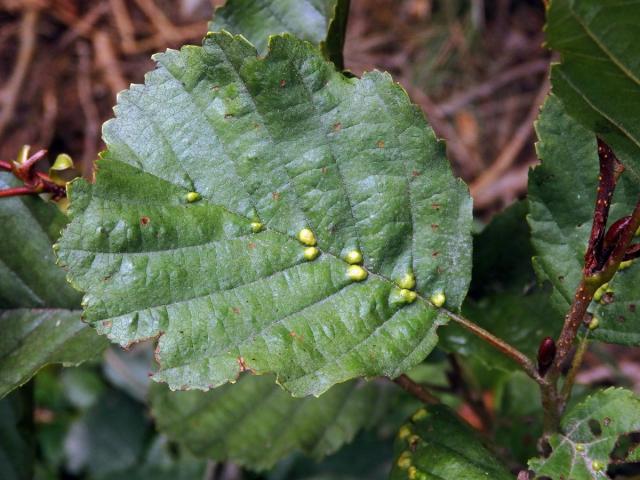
[57,33,472,396]
[150,374,389,471]
[547,0,640,179]
[529,388,640,479]
[0,173,106,398]
[390,405,512,480]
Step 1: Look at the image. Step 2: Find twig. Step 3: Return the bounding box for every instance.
[58,2,109,48]
[391,374,439,404]
[76,41,100,175]
[470,79,549,201]
[439,59,549,116]
[0,7,39,141]
[133,0,182,42]
[92,30,127,98]
[109,0,136,53]
[444,310,546,385]
[560,332,590,405]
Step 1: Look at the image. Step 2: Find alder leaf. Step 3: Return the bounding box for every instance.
[209,0,350,68]
[546,0,640,179]
[529,388,640,479]
[57,33,473,396]
[528,94,640,345]
[0,173,107,398]
[150,374,391,471]
[390,405,512,480]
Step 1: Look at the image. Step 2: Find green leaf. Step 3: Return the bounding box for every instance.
[0,389,34,480]
[529,388,640,479]
[209,0,350,68]
[546,0,640,178]
[0,173,108,398]
[64,389,150,477]
[150,374,391,471]
[442,201,561,372]
[57,33,473,396]
[390,405,512,480]
[528,94,640,345]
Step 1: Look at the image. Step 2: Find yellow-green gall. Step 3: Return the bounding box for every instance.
[397,425,411,440]
[185,191,201,203]
[636,225,640,236]
[575,443,585,452]
[408,466,418,479]
[396,451,412,470]
[398,272,416,290]
[407,434,421,446]
[251,222,264,233]
[588,317,600,330]
[400,289,417,303]
[347,265,368,282]
[593,283,609,302]
[430,292,446,308]
[619,260,634,270]
[345,249,363,265]
[411,408,428,422]
[51,153,74,171]
[298,228,317,246]
[304,246,320,261]
[592,460,604,472]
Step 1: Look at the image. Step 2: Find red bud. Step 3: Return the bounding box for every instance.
[537,337,556,376]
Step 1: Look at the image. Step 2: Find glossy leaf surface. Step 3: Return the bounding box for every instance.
[57,33,473,395]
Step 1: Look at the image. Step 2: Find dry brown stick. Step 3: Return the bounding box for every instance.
[58,2,109,48]
[0,7,39,141]
[470,79,549,201]
[133,0,182,42]
[438,59,549,116]
[76,42,100,175]
[109,0,136,53]
[473,159,535,209]
[92,30,127,99]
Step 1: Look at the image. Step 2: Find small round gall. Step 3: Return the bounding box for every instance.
[400,289,417,303]
[411,408,428,422]
[185,191,201,203]
[396,451,412,470]
[588,317,600,330]
[297,228,316,246]
[345,249,363,265]
[619,260,634,270]
[346,265,368,281]
[592,460,604,472]
[397,425,411,440]
[303,246,320,261]
[398,272,416,290]
[250,222,264,233]
[430,292,446,308]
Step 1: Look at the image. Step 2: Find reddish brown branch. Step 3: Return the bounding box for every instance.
[392,374,439,404]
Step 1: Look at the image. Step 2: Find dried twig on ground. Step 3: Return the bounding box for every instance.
[0,7,39,141]
[92,30,127,98]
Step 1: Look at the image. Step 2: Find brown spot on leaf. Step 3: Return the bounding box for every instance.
[333,122,342,132]
[237,356,250,372]
[431,224,439,230]
[629,304,636,313]
[412,170,421,177]
[279,79,286,88]
[248,242,256,249]
[601,292,615,304]
[617,315,626,323]
[431,203,441,210]
[321,167,328,174]
[272,191,281,201]
[140,216,150,226]
[377,140,385,148]
[102,320,112,329]
[232,307,240,315]
[432,251,440,257]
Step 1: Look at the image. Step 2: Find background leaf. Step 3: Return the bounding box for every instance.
[209,0,350,68]
[390,405,512,480]
[529,388,640,479]
[150,374,391,471]
[0,173,108,398]
[58,33,473,396]
[546,0,640,179]
[0,389,34,480]
[528,94,640,345]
